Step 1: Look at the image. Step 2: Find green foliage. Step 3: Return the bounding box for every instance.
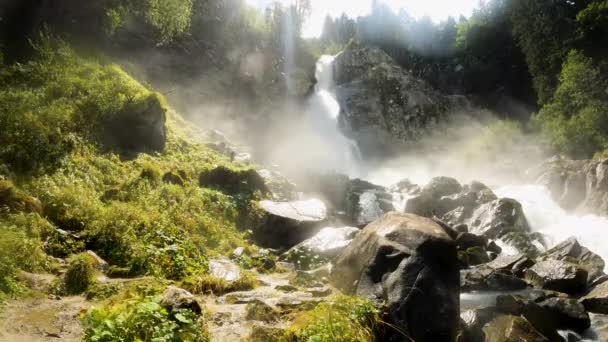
[64,253,95,294]
[534,50,608,157]
[82,294,208,342]
[576,1,608,55]
[0,36,262,287]
[510,0,585,105]
[283,295,383,342]
[0,33,162,175]
[144,0,193,43]
[0,221,46,296]
[0,180,42,214]
[140,161,162,182]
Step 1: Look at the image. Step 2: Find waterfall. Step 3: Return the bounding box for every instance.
[306,55,362,176]
[495,184,608,271]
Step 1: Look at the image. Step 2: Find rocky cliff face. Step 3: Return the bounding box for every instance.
[333,48,457,158]
[529,156,608,215]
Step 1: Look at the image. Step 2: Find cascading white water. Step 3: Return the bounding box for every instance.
[306,55,362,176]
[495,184,608,271]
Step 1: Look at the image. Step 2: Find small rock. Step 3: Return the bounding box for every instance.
[161,286,202,314]
[232,247,245,258]
[209,258,241,282]
[245,299,280,322]
[86,250,108,271]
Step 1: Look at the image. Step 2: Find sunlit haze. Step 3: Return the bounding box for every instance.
[245,0,478,37]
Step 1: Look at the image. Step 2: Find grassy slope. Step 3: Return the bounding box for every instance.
[0,35,263,298]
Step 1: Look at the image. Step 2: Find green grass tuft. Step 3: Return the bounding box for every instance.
[282,295,384,342]
[64,253,95,294]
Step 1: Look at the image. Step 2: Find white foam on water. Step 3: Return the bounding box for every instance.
[495,184,608,271]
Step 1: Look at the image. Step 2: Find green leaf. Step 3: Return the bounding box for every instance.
[174,313,192,324]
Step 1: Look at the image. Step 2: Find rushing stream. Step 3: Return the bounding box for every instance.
[495,184,608,272]
[307,55,608,341]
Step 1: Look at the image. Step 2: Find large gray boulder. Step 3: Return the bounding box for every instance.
[468,198,530,239]
[525,259,588,295]
[497,292,591,339]
[540,237,606,286]
[331,212,459,342]
[333,48,451,158]
[253,199,328,249]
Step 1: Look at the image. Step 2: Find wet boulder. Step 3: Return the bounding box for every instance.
[499,231,545,257]
[539,237,606,285]
[485,254,535,277]
[496,292,590,339]
[331,212,459,341]
[469,198,530,239]
[253,199,328,249]
[461,267,528,292]
[581,280,608,314]
[282,226,359,270]
[483,315,549,342]
[460,307,499,342]
[405,177,463,217]
[525,260,588,295]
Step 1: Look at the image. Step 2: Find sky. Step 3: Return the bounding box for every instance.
[245,0,479,38]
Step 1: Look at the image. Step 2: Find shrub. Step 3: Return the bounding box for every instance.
[0,180,42,214]
[140,161,162,182]
[282,295,384,342]
[82,295,208,342]
[0,223,46,295]
[64,253,95,294]
[534,50,608,157]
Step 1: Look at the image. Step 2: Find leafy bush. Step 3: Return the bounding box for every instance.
[0,222,46,296]
[64,253,95,294]
[283,295,384,342]
[82,295,208,342]
[534,50,608,157]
